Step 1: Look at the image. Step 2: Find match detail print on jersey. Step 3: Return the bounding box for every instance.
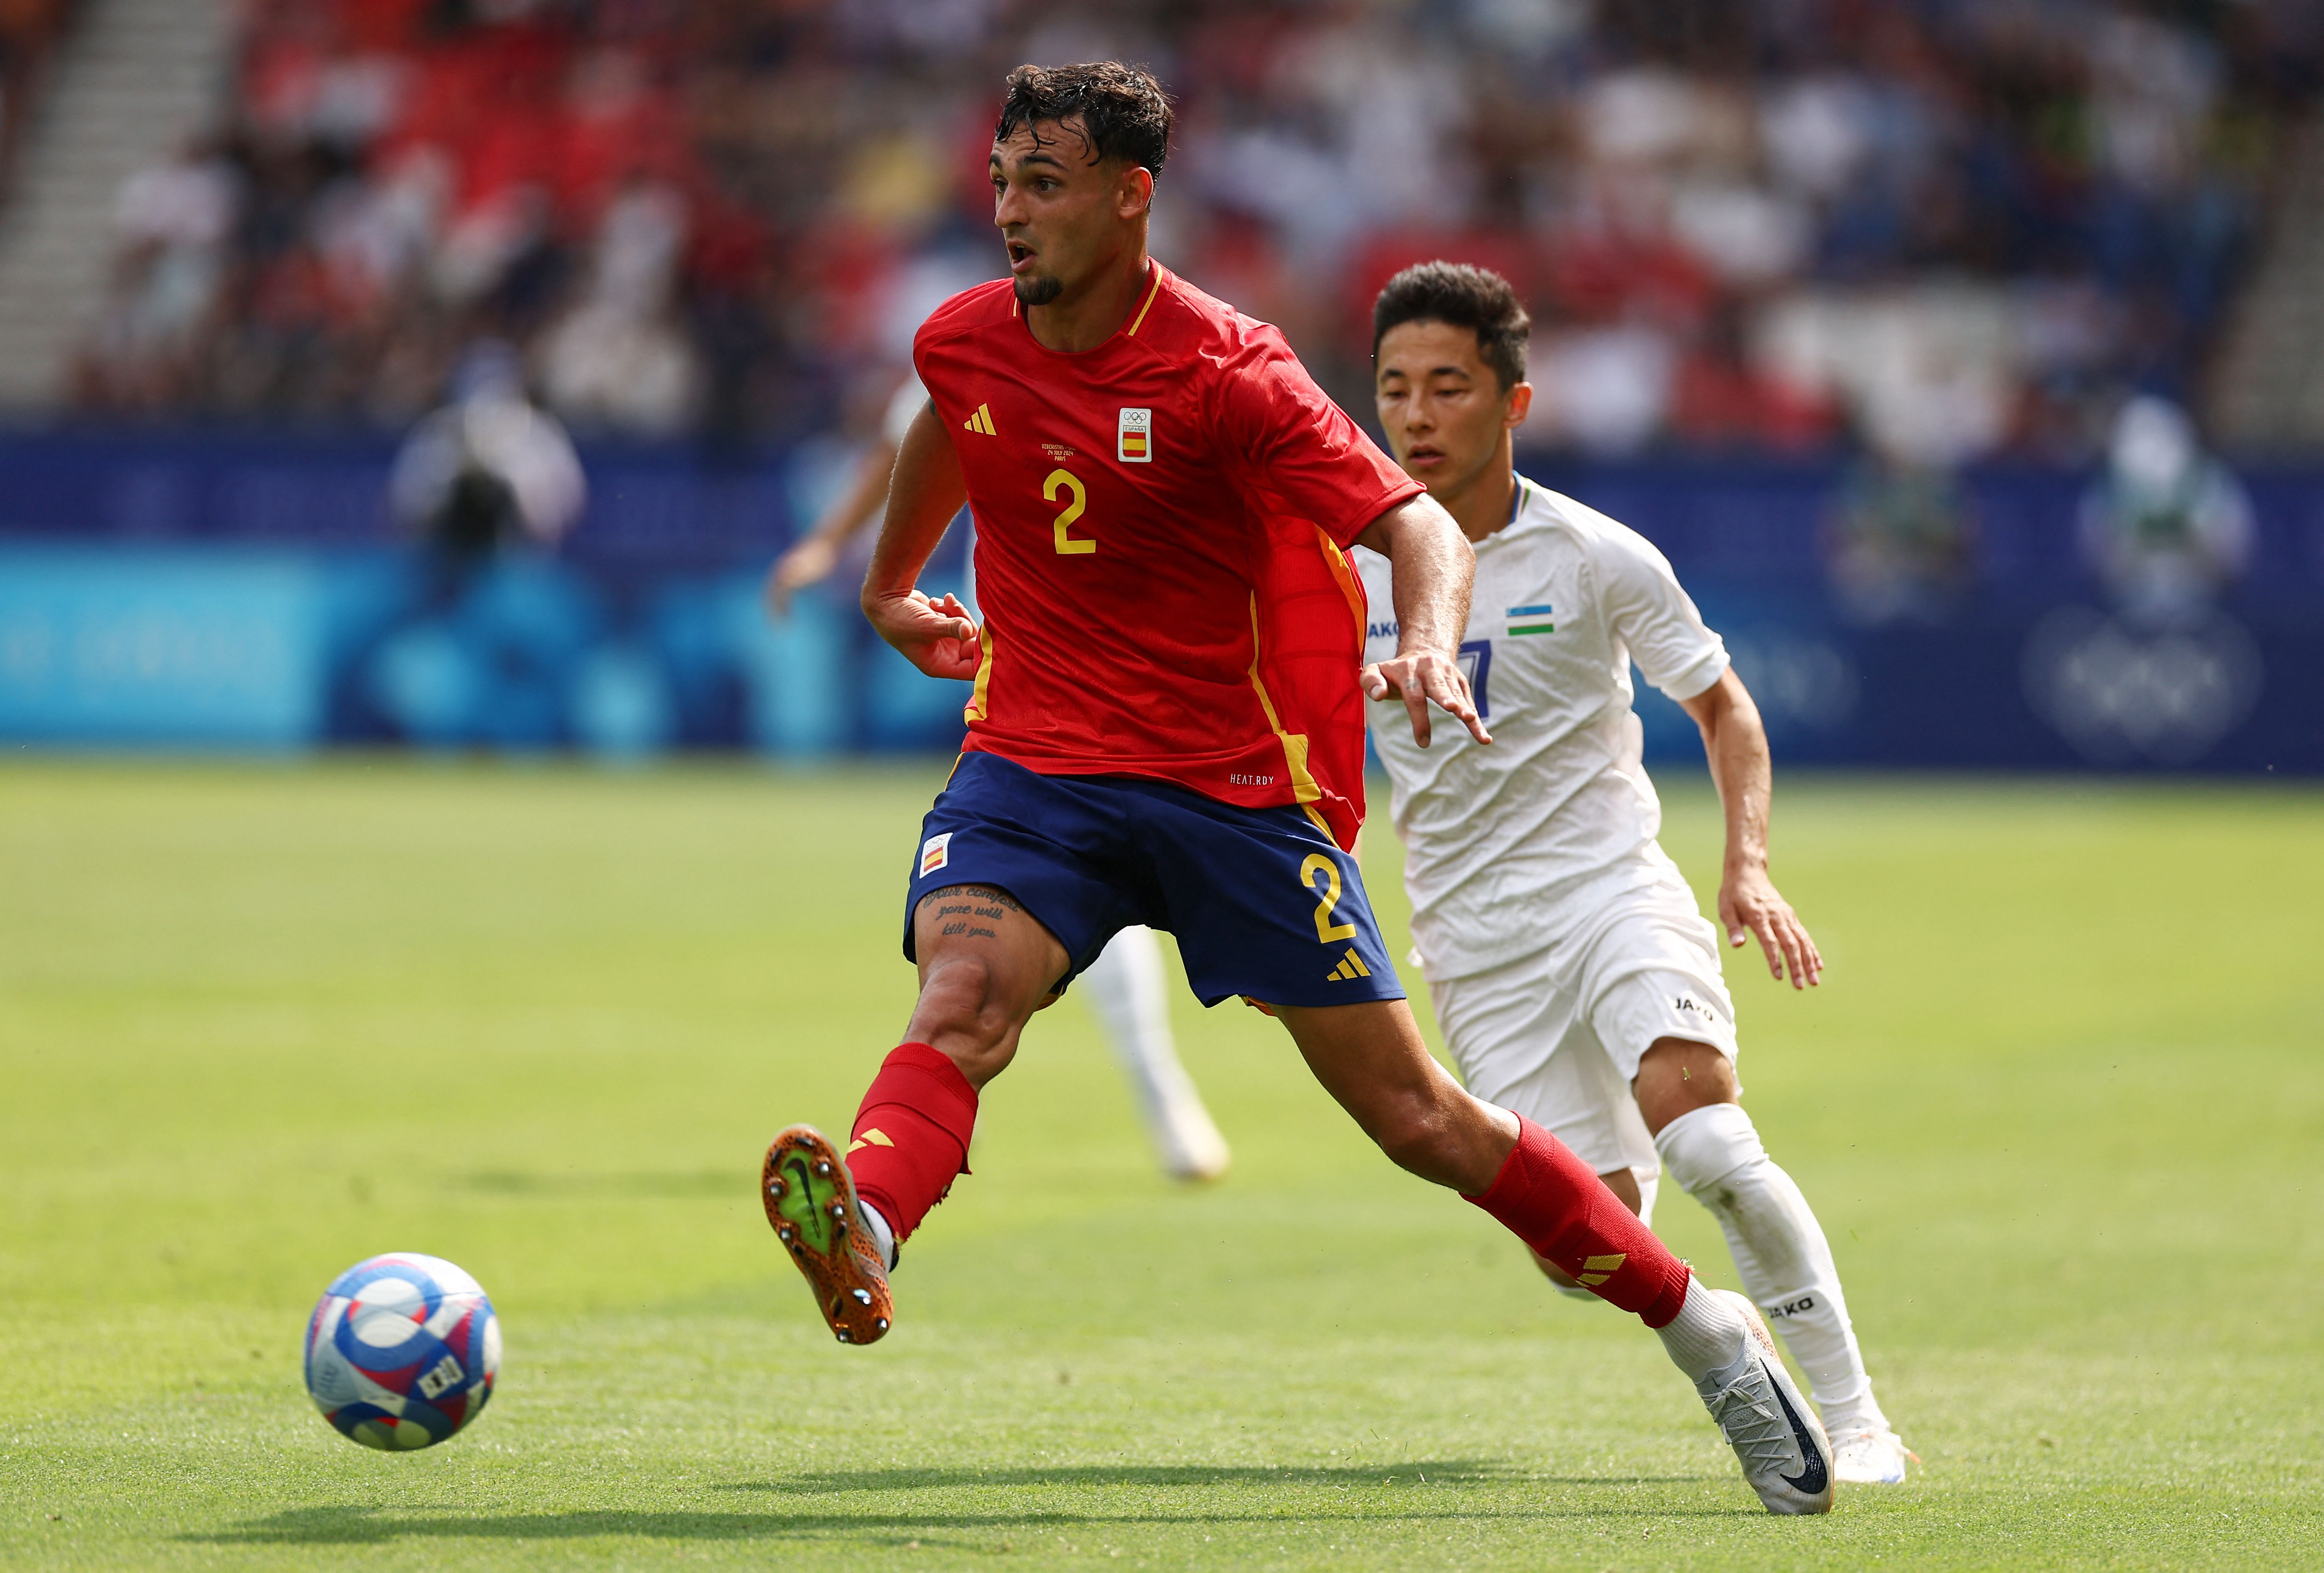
[1117,407,1152,463]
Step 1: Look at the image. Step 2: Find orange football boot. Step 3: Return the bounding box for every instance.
[761,1125,893,1345]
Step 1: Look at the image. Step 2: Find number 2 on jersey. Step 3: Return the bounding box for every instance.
[1045,468,1093,555]
[1300,853,1358,943]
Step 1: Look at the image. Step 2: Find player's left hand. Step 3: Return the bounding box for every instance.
[1719,864,1821,989]
[1363,650,1492,748]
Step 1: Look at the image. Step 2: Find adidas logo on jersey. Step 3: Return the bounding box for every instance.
[1325,947,1371,982]
[1574,1252,1626,1286]
[963,403,997,435]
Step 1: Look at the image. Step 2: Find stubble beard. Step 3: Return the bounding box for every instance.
[1012,273,1064,307]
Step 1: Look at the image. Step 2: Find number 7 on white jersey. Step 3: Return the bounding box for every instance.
[1457,639,1492,719]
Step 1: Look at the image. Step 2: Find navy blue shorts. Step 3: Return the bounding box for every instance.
[903,752,1403,1010]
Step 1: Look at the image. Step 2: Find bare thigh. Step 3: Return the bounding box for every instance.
[1631,1036,1740,1135]
[905,883,1071,1089]
[1274,999,1517,1194]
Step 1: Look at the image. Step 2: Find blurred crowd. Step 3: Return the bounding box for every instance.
[70,0,2323,466]
[0,0,68,186]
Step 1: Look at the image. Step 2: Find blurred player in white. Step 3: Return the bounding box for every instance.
[766,372,1230,1183]
[1356,263,1913,1486]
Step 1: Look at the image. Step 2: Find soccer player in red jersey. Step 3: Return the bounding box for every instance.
[759,62,1832,1515]
[766,373,1233,1184]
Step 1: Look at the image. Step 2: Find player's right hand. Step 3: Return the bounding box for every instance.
[1719,864,1823,990]
[867,588,980,680]
[1363,649,1492,748]
[765,537,842,617]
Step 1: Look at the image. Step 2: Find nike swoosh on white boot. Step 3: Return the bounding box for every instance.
[1698,1289,1836,1514]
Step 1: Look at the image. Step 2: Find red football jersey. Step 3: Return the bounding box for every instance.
[912,264,1423,849]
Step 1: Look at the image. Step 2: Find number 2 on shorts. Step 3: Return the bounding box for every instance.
[1300,853,1358,943]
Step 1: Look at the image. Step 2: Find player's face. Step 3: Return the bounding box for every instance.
[1374,320,1531,498]
[990,118,1151,307]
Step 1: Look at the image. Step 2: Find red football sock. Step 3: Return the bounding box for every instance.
[844,1043,978,1244]
[1464,1116,1692,1328]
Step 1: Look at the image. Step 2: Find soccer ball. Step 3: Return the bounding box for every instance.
[303,1252,500,1451]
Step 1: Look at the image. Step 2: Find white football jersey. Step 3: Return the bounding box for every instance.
[880,373,928,446]
[1355,476,1729,980]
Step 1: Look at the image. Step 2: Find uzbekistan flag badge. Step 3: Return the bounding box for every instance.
[1117,407,1152,463]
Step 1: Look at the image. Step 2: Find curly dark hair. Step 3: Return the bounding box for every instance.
[1371,262,1532,392]
[994,61,1173,177]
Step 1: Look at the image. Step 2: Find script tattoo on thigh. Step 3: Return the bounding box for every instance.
[918,884,1020,943]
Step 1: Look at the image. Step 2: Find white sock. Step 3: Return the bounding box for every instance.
[1653,1275,1748,1390]
[1655,1103,1887,1433]
[858,1200,897,1272]
[1081,927,1229,1176]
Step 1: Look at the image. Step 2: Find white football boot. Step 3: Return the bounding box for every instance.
[1698,1290,1835,1514]
[1080,927,1231,1183]
[1829,1425,1917,1485]
[1150,1090,1231,1183]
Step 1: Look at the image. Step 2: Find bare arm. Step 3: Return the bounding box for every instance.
[1354,494,1492,748]
[765,435,902,615]
[1678,668,1821,988]
[860,400,980,680]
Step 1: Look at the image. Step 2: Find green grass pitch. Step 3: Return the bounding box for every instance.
[3,759,2320,1570]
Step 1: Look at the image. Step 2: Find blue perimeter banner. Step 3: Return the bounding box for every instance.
[0,546,325,748]
[0,433,2317,771]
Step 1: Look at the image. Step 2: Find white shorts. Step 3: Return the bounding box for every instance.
[1425,863,1738,1185]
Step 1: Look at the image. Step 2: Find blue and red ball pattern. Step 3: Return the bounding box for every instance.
[303,1252,500,1451]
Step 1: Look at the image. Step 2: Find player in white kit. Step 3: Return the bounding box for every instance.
[766,372,1230,1183]
[1355,263,1913,1486]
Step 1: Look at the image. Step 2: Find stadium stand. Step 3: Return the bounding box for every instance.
[0,0,72,182]
[0,3,2319,774]
[0,0,229,408]
[30,0,2320,461]
[9,0,2314,460]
